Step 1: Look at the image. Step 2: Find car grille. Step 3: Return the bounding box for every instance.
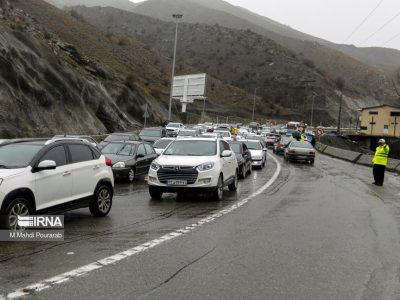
[157,166,198,184]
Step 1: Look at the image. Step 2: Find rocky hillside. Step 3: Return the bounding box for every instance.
[45,0,138,11]
[0,1,140,137]
[73,5,397,126]
[2,0,273,137]
[132,0,400,74]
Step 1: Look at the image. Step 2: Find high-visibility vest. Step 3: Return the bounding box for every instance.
[372,145,390,166]
[300,135,306,142]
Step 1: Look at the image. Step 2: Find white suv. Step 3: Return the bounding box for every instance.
[148,138,238,201]
[165,122,184,137]
[0,139,114,229]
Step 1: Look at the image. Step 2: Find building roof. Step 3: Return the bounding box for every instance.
[360,104,400,111]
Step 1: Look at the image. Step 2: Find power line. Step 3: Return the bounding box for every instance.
[343,0,385,43]
[362,10,400,44]
[383,30,400,46]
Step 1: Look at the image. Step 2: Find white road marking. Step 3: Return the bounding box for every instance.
[5,153,281,299]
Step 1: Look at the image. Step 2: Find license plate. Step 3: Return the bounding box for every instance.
[167,180,187,186]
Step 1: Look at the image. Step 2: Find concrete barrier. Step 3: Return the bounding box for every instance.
[316,142,400,172]
[356,154,374,167]
[323,146,361,163]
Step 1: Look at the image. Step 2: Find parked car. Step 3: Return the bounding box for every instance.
[273,136,291,155]
[0,139,114,229]
[284,141,316,164]
[243,140,267,169]
[98,132,139,150]
[214,130,232,141]
[147,138,239,201]
[264,134,280,148]
[139,127,166,144]
[101,141,157,182]
[246,134,267,148]
[228,141,252,179]
[153,138,175,156]
[215,126,231,133]
[177,129,200,137]
[165,122,184,137]
[52,135,99,148]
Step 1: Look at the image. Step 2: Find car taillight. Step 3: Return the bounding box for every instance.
[289,149,296,153]
[309,151,315,155]
[105,156,112,166]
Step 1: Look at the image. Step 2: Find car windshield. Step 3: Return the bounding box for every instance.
[105,134,133,142]
[167,123,180,128]
[139,129,161,137]
[244,141,262,150]
[101,143,136,156]
[0,142,44,168]
[229,143,241,153]
[153,139,173,149]
[163,140,217,156]
[290,141,313,149]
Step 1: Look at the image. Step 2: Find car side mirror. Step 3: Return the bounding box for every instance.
[36,160,56,172]
[221,150,233,158]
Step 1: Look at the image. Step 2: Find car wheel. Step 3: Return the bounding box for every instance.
[310,159,315,165]
[128,168,135,183]
[149,186,163,200]
[239,165,245,179]
[90,184,113,217]
[213,175,224,201]
[1,198,32,230]
[228,172,238,192]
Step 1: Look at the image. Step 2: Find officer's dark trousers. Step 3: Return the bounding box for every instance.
[373,164,386,186]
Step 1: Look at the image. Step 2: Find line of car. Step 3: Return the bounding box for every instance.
[0,123,315,229]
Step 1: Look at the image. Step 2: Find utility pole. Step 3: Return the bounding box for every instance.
[143,103,148,128]
[168,14,183,121]
[310,92,317,127]
[337,92,343,134]
[202,97,206,123]
[252,87,258,122]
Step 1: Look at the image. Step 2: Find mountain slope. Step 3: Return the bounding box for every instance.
[0,1,141,137]
[132,0,400,74]
[6,0,272,138]
[73,5,379,126]
[45,0,139,11]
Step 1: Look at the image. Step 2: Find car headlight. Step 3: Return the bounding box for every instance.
[113,162,125,168]
[197,162,215,172]
[150,162,160,171]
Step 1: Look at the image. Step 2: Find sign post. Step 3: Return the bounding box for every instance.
[172,73,207,113]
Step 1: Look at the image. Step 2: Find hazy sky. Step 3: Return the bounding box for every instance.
[131,0,400,50]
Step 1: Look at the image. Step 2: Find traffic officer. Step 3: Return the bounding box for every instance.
[372,139,390,186]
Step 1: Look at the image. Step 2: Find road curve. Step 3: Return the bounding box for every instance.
[2,153,400,299]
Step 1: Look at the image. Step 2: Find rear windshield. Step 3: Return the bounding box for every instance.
[153,139,173,149]
[244,141,262,150]
[163,140,217,156]
[101,143,136,156]
[105,134,134,142]
[0,142,44,168]
[139,129,161,137]
[290,141,313,148]
[229,143,241,153]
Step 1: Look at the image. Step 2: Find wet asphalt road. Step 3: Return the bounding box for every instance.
[2,153,400,299]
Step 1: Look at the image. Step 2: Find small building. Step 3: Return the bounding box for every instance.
[359,104,400,137]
